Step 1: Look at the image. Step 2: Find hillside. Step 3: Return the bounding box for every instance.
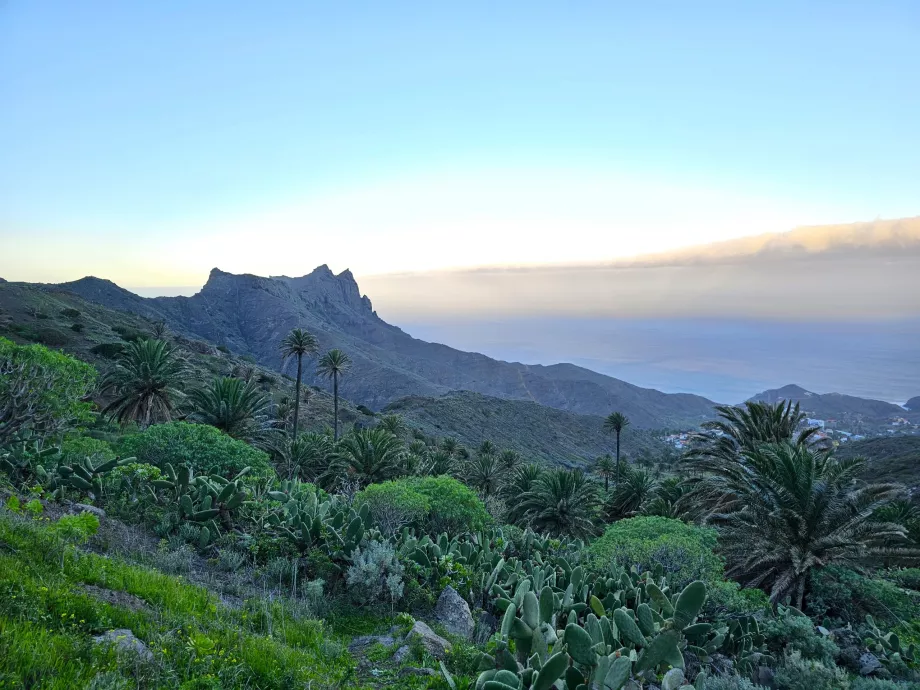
[836,436,920,492]
[0,281,364,434]
[748,384,918,425]
[50,267,717,427]
[386,391,672,468]
[907,396,920,411]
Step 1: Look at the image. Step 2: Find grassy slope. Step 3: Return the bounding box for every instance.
[386,390,672,467]
[836,435,920,490]
[0,508,360,689]
[0,282,365,434]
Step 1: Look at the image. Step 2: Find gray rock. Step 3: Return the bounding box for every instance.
[92,629,152,661]
[756,665,775,688]
[473,611,498,645]
[347,635,397,653]
[859,652,883,676]
[435,585,474,640]
[73,503,106,519]
[399,667,437,678]
[393,645,412,664]
[405,621,452,660]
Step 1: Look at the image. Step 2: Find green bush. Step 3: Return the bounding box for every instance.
[60,437,116,465]
[89,342,125,359]
[60,308,81,318]
[69,323,84,333]
[402,476,491,534]
[774,650,850,690]
[703,676,768,690]
[355,481,430,534]
[887,568,920,592]
[808,566,920,629]
[763,610,838,665]
[111,325,145,342]
[119,421,273,479]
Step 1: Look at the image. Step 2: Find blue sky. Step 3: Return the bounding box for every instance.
[2,1,918,287]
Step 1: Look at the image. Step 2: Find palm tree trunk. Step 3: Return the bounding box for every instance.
[615,431,621,486]
[292,354,302,439]
[604,475,609,492]
[333,371,339,440]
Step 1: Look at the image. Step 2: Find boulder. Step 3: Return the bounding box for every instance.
[859,652,883,676]
[473,611,498,645]
[405,621,452,659]
[73,503,106,519]
[399,667,437,678]
[92,629,153,661]
[393,645,412,664]
[347,635,398,653]
[435,585,474,640]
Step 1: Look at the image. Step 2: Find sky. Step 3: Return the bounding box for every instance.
[2,1,919,290]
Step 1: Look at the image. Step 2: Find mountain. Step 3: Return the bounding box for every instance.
[906,396,920,411]
[386,391,671,467]
[54,267,717,428]
[836,436,920,492]
[748,384,917,425]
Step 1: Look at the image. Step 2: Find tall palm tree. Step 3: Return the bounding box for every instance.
[279,328,318,439]
[690,440,917,608]
[518,468,599,539]
[593,454,616,492]
[334,427,404,486]
[101,338,188,428]
[603,412,630,485]
[189,376,270,442]
[316,349,351,440]
[463,453,505,498]
[478,439,496,457]
[604,466,658,520]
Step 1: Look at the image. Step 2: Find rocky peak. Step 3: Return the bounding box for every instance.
[282,265,374,314]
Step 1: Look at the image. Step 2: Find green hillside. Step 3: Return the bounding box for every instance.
[837,435,920,490]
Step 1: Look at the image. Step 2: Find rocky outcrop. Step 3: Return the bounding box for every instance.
[405,621,452,659]
[92,629,153,661]
[434,585,474,639]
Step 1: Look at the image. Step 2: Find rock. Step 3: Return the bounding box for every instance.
[708,653,734,677]
[92,629,153,661]
[405,621,452,660]
[756,665,775,688]
[73,503,106,519]
[435,585,474,640]
[398,667,437,678]
[392,645,412,664]
[81,585,148,612]
[831,627,865,674]
[473,611,499,645]
[661,668,685,690]
[347,635,398,653]
[859,652,883,676]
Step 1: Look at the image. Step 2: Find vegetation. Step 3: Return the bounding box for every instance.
[279,328,318,438]
[2,331,919,689]
[317,348,352,440]
[603,411,630,484]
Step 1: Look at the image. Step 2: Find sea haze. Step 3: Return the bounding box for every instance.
[394,317,920,405]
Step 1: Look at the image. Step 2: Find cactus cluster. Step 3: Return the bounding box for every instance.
[474,560,715,690]
[864,614,916,670]
[149,463,249,547]
[38,454,130,500]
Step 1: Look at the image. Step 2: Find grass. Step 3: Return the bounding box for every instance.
[0,509,362,689]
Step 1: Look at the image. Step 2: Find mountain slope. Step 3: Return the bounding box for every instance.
[835,436,920,492]
[748,384,915,424]
[56,267,717,427]
[386,391,671,467]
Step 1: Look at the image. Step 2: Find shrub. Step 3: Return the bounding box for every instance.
[703,676,768,690]
[111,325,145,342]
[849,679,916,690]
[763,610,838,665]
[119,421,273,479]
[346,540,405,607]
[70,323,84,333]
[60,308,81,318]
[0,338,96,445]
[89,342,125,359]
[774,650,850,690]
[808,566,920,629]
[402,476,491,534]
[355,481,430,535]
[60,437,116,466]
[356,405,375,416]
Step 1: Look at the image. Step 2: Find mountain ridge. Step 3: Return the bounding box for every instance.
[54,267,718,427]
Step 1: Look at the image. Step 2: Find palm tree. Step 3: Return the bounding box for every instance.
[687,400,825,464]
[518,469,599,539]
[101,338,188,428]
[189,376,270,442]
[279,328,318,439]
[478,439,496,457]
[642,476,690,519]
[689,440,917,608]
[498,449,522,471]
[463,453,505,498]
[316,349,352,440]
[334,427,404,486]
[603,412,630,485]
[270,431,335,481]
[604,466,658,520]
[150,321,169,339]
[425,449,454,476]
[501,464,544,525]
[378,413,407,438]
[593,454,616,492]
[441,437,459,456]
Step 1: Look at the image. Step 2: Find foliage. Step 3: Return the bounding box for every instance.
[189,376,270,442]
[333,427,404,487]
[403,475,491,534]
[119,421,273,479]
[518,468,599,539]
[60,436,116,466]
[100,338,188,427]
[269,431,334,482]
[355,480,430,535]
[763,608,838,665]
[689,440,916,607]
[773,650,851,690]
[346,540,405,607]
[279,328,318,439]
[604,466,658,519]
[807,566,920,630]
[316,349,352,440]
[0,337,96,445]
[462,452,506,497]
